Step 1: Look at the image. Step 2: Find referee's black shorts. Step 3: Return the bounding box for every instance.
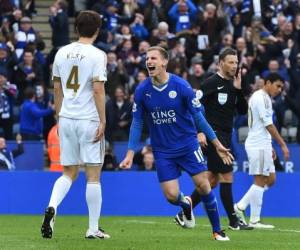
[205,130,233,174]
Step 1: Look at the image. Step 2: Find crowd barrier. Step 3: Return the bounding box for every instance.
[1,171,299,217]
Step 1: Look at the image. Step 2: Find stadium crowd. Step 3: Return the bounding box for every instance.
[0,0,300,170]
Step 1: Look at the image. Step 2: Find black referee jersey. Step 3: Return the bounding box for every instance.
[200,73,248,133]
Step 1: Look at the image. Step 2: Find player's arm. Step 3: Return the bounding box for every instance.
[266,124,289,161]
[256,95,289,161]
[192,111,233,165]
[120,90,144,169]
[93,81,106,142]
[53,77,63,120]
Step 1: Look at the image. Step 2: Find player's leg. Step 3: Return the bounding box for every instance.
[192,171,229,241]
[161,178,195,227]
[249,148,275,229]
[85,165,110,239]
[79,120,110,239]
[41,117,80,238]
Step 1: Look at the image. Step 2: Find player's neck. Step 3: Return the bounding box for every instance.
[152,72,169,86]
[78,37,94,45]
[262,86,271,96]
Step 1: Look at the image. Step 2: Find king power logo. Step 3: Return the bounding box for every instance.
[151,109,176,125]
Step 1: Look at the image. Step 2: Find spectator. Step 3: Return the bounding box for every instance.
[149,21,175,46]
[20,87,54,140]
[0,68,17,139]
[35,84,55,140]
[130,13,149,40]
[168,0,197,33]
[0,133,24,170]
[102,146,118,171]
[0,42,18,82]
[47,123,62,172]
[105,86,132,143]
[144,0,167,31]
[106,52,129,98]
[49,0,70,50]
[187,60,207,90]
[15,16,39,58]
[139,150,156,171]
[13,49,44,104]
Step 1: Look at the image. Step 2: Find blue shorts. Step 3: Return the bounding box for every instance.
[155,146,207,183]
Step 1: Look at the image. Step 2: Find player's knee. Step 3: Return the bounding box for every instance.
[164,190,178,203]
[195,180,211,195]
[63,166,79,181]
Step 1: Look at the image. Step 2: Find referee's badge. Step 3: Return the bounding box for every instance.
[218,93,228,105]
[169,90,177,98]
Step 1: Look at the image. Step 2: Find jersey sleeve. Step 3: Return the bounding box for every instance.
[92,51,107,82]
[256,94,273,127]
[52,54,60,81]
[132,87,145,120]
[182,82,203,115]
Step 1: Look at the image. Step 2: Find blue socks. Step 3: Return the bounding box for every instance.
[202,191,221,233]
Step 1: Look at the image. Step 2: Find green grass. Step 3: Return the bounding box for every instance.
[0,216,299,250]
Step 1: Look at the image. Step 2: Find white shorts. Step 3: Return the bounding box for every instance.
[246,147,275,176]
[59,117,105,166]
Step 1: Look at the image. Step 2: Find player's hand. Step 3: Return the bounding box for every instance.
[93,123,105,142]
[215,144,234,165]
[119,151,134,169]
[281,144,290,161]
[197,133,207,148]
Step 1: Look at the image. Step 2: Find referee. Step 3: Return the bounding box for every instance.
[176,48,252,230]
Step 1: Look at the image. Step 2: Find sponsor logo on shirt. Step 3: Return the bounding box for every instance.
[151,109,176,125]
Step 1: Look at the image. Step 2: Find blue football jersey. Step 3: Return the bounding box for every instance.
[133,74,202,158]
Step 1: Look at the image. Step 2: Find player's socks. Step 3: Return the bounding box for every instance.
[170,192,190,209]
[220,183,238,225]
[249,184,264,223]
[49,175,72,210]
[86,182,102,232]
[190,189,202,208]
[202,191,221,233]
[237,184,256,210]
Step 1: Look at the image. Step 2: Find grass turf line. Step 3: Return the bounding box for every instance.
[0,216,299,250]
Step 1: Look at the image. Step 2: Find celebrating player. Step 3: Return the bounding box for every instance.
[41,10,110,239]
[120,46,233,241]
[235,73,289,228]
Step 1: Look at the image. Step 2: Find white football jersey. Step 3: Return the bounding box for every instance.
[245,89,273,149]
[52,42,107,121]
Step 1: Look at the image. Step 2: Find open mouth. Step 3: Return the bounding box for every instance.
[147,66,156,72]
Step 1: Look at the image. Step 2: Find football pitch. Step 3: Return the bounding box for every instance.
[0,216,300,250]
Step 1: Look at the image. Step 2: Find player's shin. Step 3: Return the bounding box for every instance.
[86,182,102,232]
[49,175,72,210]
[202,191,221,233]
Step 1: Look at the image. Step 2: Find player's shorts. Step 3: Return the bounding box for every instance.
[59,117,105,166]
[155,145,207,183]
[206,130,233,174]
[246,146,275,176]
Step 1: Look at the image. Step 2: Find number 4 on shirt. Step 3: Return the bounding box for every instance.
[67,65,80,92]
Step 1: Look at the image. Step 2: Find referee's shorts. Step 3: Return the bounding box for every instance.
[205,130,233,174]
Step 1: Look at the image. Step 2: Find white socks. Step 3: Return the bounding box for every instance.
[237,184,265,223]
[86,182,102,233]
[249,185,264,223]
[49,175,72,211]
[237,184,257,211]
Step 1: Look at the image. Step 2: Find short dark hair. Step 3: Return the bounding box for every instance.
[24,87,36,99]
[219,48,237,61]
[147,46,169,60]
[264,73,284,84]
[75,10,101,38]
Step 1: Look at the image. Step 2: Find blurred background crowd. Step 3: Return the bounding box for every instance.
[0,0,299,171]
